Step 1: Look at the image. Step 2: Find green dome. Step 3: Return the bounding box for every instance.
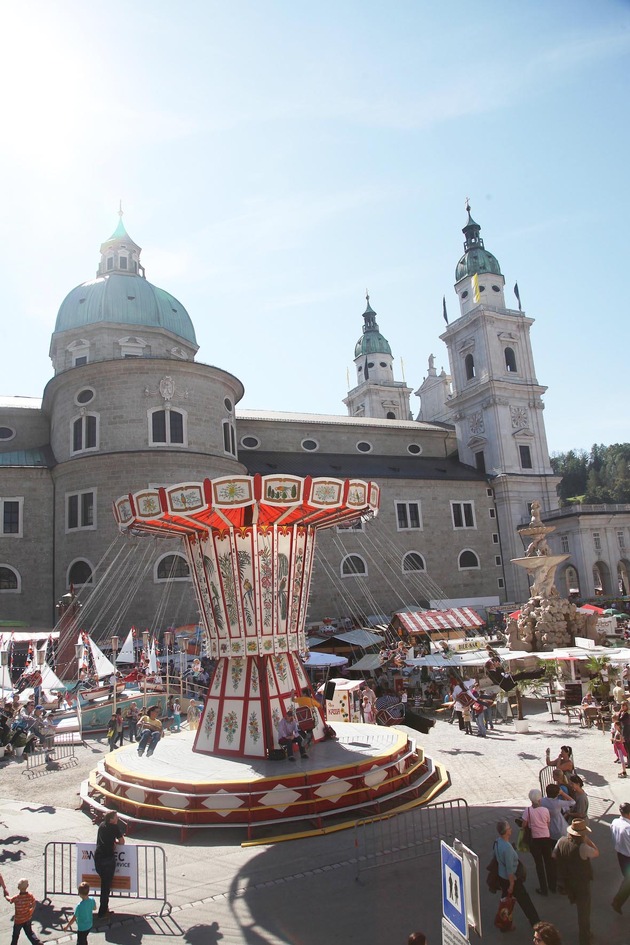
[455,206,502,282]
[54,273,197,344]
[455,247,502,281]
[354,297,392,358]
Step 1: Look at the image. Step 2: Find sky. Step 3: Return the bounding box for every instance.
[1,0,629,454]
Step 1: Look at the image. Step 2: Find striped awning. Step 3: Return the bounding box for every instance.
[394,607,484,634]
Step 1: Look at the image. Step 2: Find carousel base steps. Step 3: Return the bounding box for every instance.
[81,723,449,841]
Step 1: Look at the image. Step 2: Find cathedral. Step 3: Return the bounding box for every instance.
[0,207,626,635]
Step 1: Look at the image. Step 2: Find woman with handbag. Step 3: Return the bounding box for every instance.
[495,820,540,930]
[521,788,556,895]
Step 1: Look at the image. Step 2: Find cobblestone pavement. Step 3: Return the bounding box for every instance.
[1,702,630,944]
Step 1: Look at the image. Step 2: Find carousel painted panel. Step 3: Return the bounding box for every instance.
[195,699,220,755]
[215,533,244,642]
[261,475,304,506]
[256,529,276,648]
[134,489,163,519]
[286,528,307,634]
[216,699,245,754]
[234,529,259,639]
[202,533,232,650]
[165,482,206,515]
[242,703,265,756]
[211,475,255,509]
[309,478,344,508]
[113,496,133,526]
[274,529,293,643]
[225,657,247,697]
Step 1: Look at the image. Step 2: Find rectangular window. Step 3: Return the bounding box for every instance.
[152,411,167,443]
[618,530,626,550]
[498,578,505,589]
[119,256,128,270]
[66,490,95,531]
[561,535,570,554]
[593,532,602,552]
[86,415,97,449]
[489,508,496,519]
[451,501,475,529]
[492,533,499,544]
[106,257,114,270]
[519,445,532,469]
[74,355,88,366]
[2,499,21,535]
[396,501,422,530]
[475,451,486,474]
[169,411,184,444]
[486,488,494,498]
[73,415,98,452]
[1,497,23,537]
[495,555,502,566]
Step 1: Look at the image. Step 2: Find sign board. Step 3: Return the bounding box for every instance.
[441,841,467,938]
[574,636,596,649]
[453,838,481,937]
[76,843,138,894]
[441,916,469,945]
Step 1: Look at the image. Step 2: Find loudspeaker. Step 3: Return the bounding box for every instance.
[324,680,336,701]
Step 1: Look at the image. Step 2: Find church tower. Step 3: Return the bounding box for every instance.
[344,293,412,420]
[439,205,560,602]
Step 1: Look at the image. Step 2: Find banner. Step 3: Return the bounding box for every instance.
[76,843,138,894]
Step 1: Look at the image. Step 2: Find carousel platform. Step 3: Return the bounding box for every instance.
[81,723,449,841]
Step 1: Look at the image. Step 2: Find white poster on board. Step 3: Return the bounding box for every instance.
[76,843,138,894]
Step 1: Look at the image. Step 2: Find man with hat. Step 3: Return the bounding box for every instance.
[610,802,630,913]
[277,708,308,761]
[552,818,599,945]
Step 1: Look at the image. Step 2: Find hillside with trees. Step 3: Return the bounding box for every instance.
[551,443,630,507]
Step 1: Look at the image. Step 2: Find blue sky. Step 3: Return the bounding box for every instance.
[1,0,629,453]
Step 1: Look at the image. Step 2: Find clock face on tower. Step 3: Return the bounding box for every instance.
[510,406,529,429]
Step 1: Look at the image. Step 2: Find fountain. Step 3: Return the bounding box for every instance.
[508,501,598,651]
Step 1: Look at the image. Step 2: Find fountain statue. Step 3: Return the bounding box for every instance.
[508,501,598,651]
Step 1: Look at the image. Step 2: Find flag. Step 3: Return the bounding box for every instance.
[472,273,481,303]
[442,295,448,324]
[364,356,369,380]
[514,282,522,311]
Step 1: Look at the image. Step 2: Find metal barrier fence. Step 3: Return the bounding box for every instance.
[43,842,171,916]
[354,797,470,880]
[26,734,79,778]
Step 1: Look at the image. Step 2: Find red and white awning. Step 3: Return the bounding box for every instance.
[394,607,483,634]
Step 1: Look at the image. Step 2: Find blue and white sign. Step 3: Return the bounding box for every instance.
[441,841,467,939]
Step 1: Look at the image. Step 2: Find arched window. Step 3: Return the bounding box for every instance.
[402,552,426,572]
[341,554,367,577]
[386,411,396,420]
[149,408,186,446]
[0,564,20,592]
[465,353,475,380]
[222,420,236,456]
[504,347,517,372]
[68,559,93,587]
[72,413,98,453]
[458,549,480,570]
[155,553,191,582]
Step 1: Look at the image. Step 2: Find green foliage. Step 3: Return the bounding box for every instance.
[551,443,630,506]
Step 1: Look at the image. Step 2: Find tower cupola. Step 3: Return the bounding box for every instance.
[455,203,505,315]
[97,208,144,278]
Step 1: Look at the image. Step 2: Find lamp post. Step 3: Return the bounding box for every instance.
[177,635,186,701]
[142,631,150,711]
[111,635,119,715]
[1,649,9,696]
[163,631,173,699]
[36,648,46,705]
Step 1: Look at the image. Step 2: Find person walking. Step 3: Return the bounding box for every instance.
[172,699,182,732]
[494,820,539,929]
[186,700,200,731]
[522,789,555,895]
[125,702,139,742]
[63,881,96,944]
[93,810,125,919]
[611,802,630,914]
[3,877,43,945]
[552,818,598,945]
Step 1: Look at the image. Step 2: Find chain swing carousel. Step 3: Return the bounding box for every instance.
[82,473,448,838]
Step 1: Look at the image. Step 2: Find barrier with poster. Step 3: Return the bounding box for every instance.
[42,841,171,916]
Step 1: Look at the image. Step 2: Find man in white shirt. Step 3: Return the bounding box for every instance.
[451,678,475,731]
[277,709,308,761]
[611,802,630,913]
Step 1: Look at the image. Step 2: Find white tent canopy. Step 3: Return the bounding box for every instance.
[304,651,348,668]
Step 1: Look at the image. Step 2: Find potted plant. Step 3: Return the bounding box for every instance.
[585,655,611,702]
[512,667,554,730]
